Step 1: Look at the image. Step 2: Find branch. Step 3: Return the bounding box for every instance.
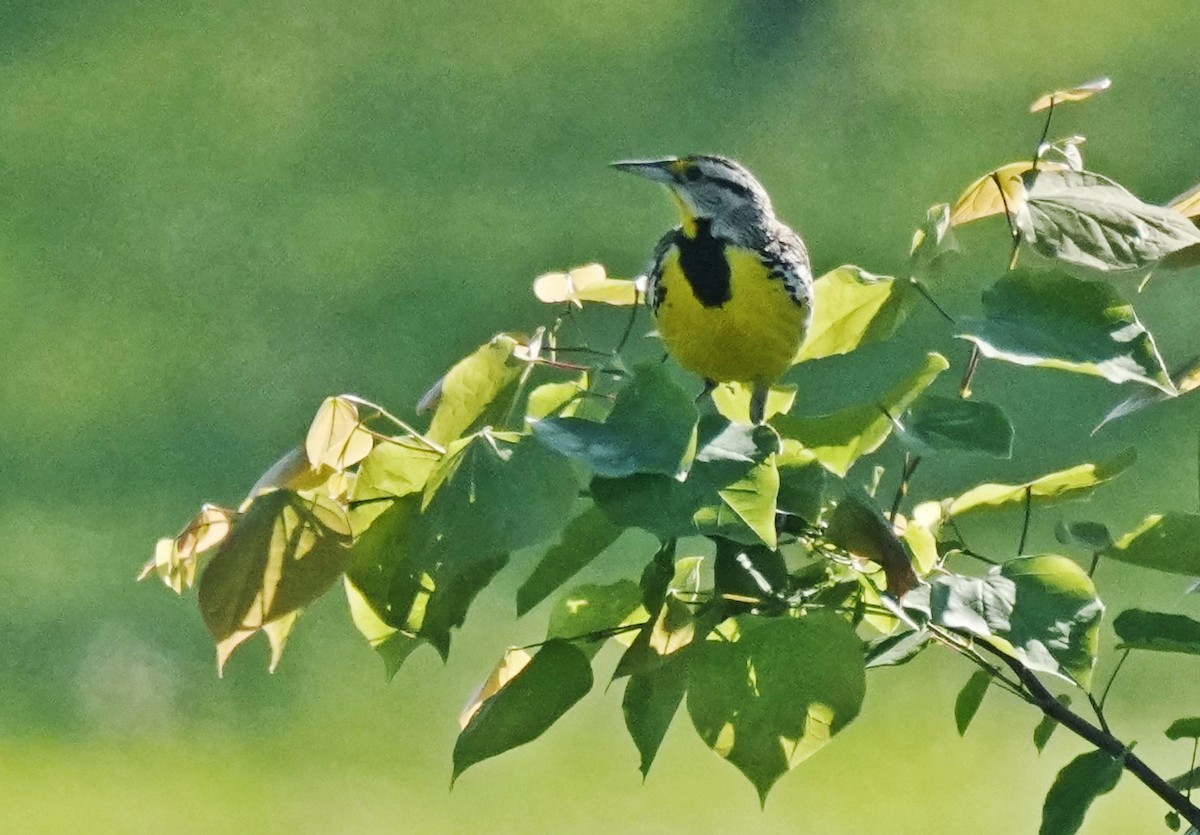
[972,636,1200,828]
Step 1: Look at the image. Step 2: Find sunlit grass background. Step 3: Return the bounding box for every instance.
[3,1,1199,831]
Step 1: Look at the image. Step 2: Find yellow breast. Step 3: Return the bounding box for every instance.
[655,245,807,385]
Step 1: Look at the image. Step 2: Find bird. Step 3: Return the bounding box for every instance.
[612,155,813,425]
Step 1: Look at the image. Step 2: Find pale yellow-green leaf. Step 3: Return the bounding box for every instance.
[717,455,780,549]
[305,395,375,471]
[249,445,335,498]
[1030,77,1111,112]
[711,382,796,423]
[264,611,299,673]
[525,374,590,422]
[425,334,523,446]
[532,263,640,307]
[460,647,534,728]
[947,448,1136,517]
[950,161,1066,226]
[1170,182,1200,220]
[795,266,913,362]
[141,504,235,593]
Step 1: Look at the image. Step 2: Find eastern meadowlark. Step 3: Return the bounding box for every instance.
[613,155,813,424]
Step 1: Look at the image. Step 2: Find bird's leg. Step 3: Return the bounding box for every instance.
[749,385,769,426]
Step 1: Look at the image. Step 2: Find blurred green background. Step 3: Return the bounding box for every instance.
[3,1,1199,831]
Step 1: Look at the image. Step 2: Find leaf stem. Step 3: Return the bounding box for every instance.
[990,170,1022,269]
[1097,647,1131,712]
[960,344,980,398]
[614,291,642,354]
[341,395,445,454]
[1017,485,1033,555]
[908,278,957,325]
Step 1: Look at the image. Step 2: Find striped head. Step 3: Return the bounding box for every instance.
[611,155,775,238]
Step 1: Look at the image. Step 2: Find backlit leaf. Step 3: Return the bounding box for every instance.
[624,656,690,777]
[1030,77,1112,112]
[1171,182,1200,220]
[1039,749,1122,835]
[946,448,1136,517]
[824,490,919,597]
[1113,609,1200,655]
[343,577,423,680]
[895,395,1013,458]
[1103,512,1200,576]
[305,396,375,471]
[517,504,625,616]
[955,669,990,735]
[198,490,351,673]
[794,265,916,362]
[959,270,1174,393]
[532,363,698,478]
[425,334,524,446]
[353,440,441,501]
[532,263,640,307]
[711,382,795,424]
[950,161,1066,226]
[686,613,866,803]
[1015,169,1200,272]
[775,352,949,476]
[140,504,234,593]
[453,641,593,781]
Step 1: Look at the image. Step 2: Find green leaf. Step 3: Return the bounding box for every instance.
[1034,696,1072,753]
[713,539,789,614]
[1170,767,1200,793]
[419,554,509,659]
[1054,521,1113,552]
[305,396,375,471]
[1093,354,1200,433]
[425,334,524,446]
[946,448,1136,517]
[1103,512,1200,576]
[1113,609,1200,655]
[532,263,640,307]
[775,352,949,476]
[895,395,1013,459]
[776,441,828,525]
[687,613,866,803]
[531,363,698,478]
[516,504,625,616]
[950,161,1067,226]
[453,640,593,782]
[711,382,795,424]
[1016,169,1200,272]
[865,629,930,669]
[343,577,423,680]
[959,270,1174,393]
[795,265,916,362]
[623,656,690,778]
[825,489,919,596]
[197,490,351,673]
[1166,718,1200,741]
[423,430,578,557]
[546,580,645,660]
[923,555,1104,686]
[910,203,958,275]
[1039,749,1123,835]
[954,669,990,735]
[613,596,717,680]
[590,418,779,545]
[354,440,441,501]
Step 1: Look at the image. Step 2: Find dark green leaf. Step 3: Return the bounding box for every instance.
[640,540,677,613]
[959,270,1174,393]
[954,669,990,735]
[546,580,645,660]
[776,440,828,525]
[1039,749,1123,835]
[687,614,866,803]
[531,363,698,478]
[344,579,424,680]
[795,265,916,362]
[1093,354,1200,433]
[824,489,918,597]
[713,539,789,614]
[927,555,1103,686]
[453,640,593,782]
[424,430,577,557]
[517,504,624,615]
[1166,718,1200,741]
[946,448,1136,517]
[1113,609,1200,655]
[1170,767,1200,793]
[1103,513,1200,576]
[775,352,949,476]
[613,597,717,680]
[419,554,509,659]
[1016,169,1200,272]
[623,656,690,778]
[896,395,1013,459]
[865,629,931,669]
[1034,696,1071,753]
[1055,521,1112,552]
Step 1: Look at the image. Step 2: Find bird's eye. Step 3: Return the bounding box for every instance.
[683,166,701,182]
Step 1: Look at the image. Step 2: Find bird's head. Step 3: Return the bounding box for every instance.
[611,154,774,236]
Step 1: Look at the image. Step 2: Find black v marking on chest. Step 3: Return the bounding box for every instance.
[673,219,731,308]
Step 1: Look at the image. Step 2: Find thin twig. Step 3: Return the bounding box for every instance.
[960,344,980,398]
[614,293,642,354]
[908,278,957,325]
[1097,647,1132,712]
[1017,485,1033,555]
[341,395,445,454]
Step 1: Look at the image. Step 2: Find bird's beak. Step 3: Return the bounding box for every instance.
[610,158,680,184]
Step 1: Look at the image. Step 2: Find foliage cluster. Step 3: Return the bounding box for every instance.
[143,79,1200,833]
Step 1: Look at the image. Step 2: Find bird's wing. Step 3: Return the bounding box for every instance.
[643,228,680,313]
[762,224,814,308]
